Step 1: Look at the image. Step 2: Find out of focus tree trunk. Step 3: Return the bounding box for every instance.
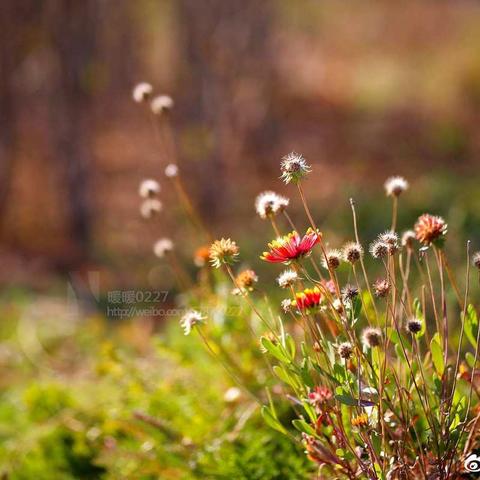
[44,0,98,268]
[0,3,18,233]
[176,0,277,219]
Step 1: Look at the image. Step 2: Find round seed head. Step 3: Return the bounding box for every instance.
[132,82,153,103]
[209,238,239,268]
[473,252,480,270]
[255,191,289,219]
[139,178,160,198]
[373,278,390,298]
[407,318,422,334]
[341,284,359,302]
[277,269,299,289]
[384,176,409,197]
[235,269,258,289]
[322,249,342,270]
[338,342,353,360]
[369,240,389,259]
[401,230,416,249]
[362,327,382,348]
[153,238,174,258]
[281,299,293,312]
[378,231,399,255]
[342,242,364,264]
[280,152,311,184]
[140,198,162,219]
[165,163,179,178]
[151,94,174,114]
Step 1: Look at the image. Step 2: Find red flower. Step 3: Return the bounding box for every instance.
[261,228,321,264]
[295,287,322,311]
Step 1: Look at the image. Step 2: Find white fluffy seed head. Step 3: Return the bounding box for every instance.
[180,309,205,335]
[153,238,174,258]
[165,163,179,178]
[378,231,399,255]
[384,176,409,197]
[139,179,160,198]
[140,198,162,219]
[277,269,299,288]
[401,230,416,249]
[255,191,289,219]
[151,95,174,114]
[369,240,389,259]
[132,82,153,103]
[322,249,342,270]
[342,242,364,264]
[362,327,382,348]
[407,318,423,334]
[280,152,311,184]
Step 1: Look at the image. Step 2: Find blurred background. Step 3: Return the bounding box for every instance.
[2,1,480,478]
[2,0,480,295]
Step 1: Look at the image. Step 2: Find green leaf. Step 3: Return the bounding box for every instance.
[285,334,296,360]
[335,393,358,406]
[430,334,444,376]
[260,337,291,363]
[273,365,299,389]
[464,304,478,349]
[292,419,316,436]
[261,405,287,435]
[465,351,476,369]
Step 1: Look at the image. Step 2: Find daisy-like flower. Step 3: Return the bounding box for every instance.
[277,269,299,288]
[132,82,153,103]
[369,240,389,259]
[151,94,174,114]
[139,179,160,198]
[294,287,322,312]
[373,278,390,298]
[342,242,363,264]
[407,318,422,334]
[180,309,205,335]
[254,191,289,219]
[261,228,321,264]
[338,342,353,360]
[472,252,480,270]
[414,214,447,246]
[209,238,239,268]
[378,231,399,255]
[280,152,311,184]
[401,230,416,249]
[193,245,210,267]
[153,238,174,258]
[362,327,382,348]
[322,249,342,270]
[351,413,369,428]
[165,163,179,178]
[232,269,258,295]
[140,198,162,219]
[384,176,409,197]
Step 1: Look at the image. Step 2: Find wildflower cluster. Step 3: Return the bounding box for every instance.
[134,91,480,478]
